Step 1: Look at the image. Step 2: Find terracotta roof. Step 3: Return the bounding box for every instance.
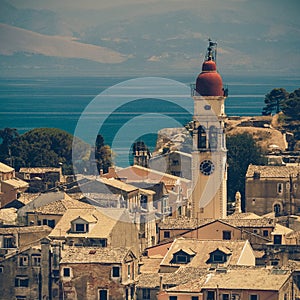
[0,162,14,173]
[99,177,139,193]
[226,212,261,220]
[60,246,134,264]
[139,256,163,273]
[19,167,61,173]
[113,165,191,184]
[49,208,132,239]
[2,178,28,189]
[222,217,274,228]
[136,273,162,288]
[246,164,300,178]
[32,196,92,215]
[166,268,291,292]
[0,208,17,224]
[202,268,291,290]
[159,216,213,230]
[0,225,52,235]
[160,238,253,268]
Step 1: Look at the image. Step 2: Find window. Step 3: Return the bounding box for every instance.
[207,291,215,300]
[169,297,177,300]
[274,234,282,245]
[209,125,218,150]
[263,230,269,237]
[0,266,3,273]
[192,297,199,300]
[222,231,231,240]
[31,255,41,267]
[42,219,55,228]
[3,236,15,248]
[16,296,27,300]
[274,204,281,216]
[112,266,120,278]
[15,276,29,287]
[127,264,131,279]
[197,126,207,149]
[212,254,224,263]
[75,223,85,232]
[18,255,29,267]
[142,288,150,300]
[63,267,70,277]
[249,295,258,300]
[222,295,229,300]
[175,254,188,263]
[99,289,108,300]
[277,183,283,194]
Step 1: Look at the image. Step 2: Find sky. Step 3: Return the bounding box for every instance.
[0,0,300,77]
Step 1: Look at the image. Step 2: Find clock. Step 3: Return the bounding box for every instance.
[200,159,215,175]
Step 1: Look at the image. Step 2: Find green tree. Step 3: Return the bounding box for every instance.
[282,88,300,122]
[227,132,266,210]
[0,128,89,174]
[0,128,19,164]
[94,134,113,174]
[262,88,289,115]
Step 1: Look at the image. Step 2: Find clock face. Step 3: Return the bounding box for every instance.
[200,160,215,175]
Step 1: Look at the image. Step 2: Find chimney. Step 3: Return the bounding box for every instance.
[234,191,242,213]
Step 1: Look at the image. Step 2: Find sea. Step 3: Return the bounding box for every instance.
[0,75,299,167]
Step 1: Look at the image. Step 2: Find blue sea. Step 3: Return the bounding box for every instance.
[0,75,299,166]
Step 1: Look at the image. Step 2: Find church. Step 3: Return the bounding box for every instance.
[190,40,228,219]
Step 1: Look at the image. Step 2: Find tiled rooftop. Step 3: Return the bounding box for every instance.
[0,162,14,173]
[0,225,52,234]
[246,164,300,178]
[32,196,93,215]
[160,238,252,268]
[60,246,133,264]
[166,268,291,292]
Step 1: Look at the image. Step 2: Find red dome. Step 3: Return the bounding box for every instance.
[202,60,217,71]
[196,60,223,96]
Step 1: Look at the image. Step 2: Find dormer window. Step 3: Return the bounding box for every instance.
[171,249,195,264]
[207,248,232,265]
[71,217,91,233]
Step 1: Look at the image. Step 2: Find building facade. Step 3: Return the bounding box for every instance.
[191,41,227,219]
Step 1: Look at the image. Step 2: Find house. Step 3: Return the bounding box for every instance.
[158,217,273,251]
[0,225,52,256]
[60,246,137,300]
[17,167,63,193]
[17,192,85,225]
[0,237,62,300]
[157,267,297,300]
[48,208,140,254]
[159,238,255,273]
[149,150,192,180]
[245,164,300,216]
[0,162,28,207]
[23,193,92,228]
[67,177,158,249]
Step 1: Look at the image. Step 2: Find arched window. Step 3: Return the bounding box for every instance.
[209,125,218,150]
[274,204,281,216]
[197,126,206,149]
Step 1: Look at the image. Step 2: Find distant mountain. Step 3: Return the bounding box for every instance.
[0,1,73,36]
[0,2,299,77]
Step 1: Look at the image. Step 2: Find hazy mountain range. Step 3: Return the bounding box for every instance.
[0,0,299,77]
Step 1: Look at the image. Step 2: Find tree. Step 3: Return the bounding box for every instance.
[282,88,300,122]
[94,134,113,174]
[0,128,89,174]
[0,128,19,164]
[262,88,289,115]
[227,132,266,210]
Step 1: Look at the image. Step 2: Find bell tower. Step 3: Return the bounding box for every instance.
[191,40,227,219]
